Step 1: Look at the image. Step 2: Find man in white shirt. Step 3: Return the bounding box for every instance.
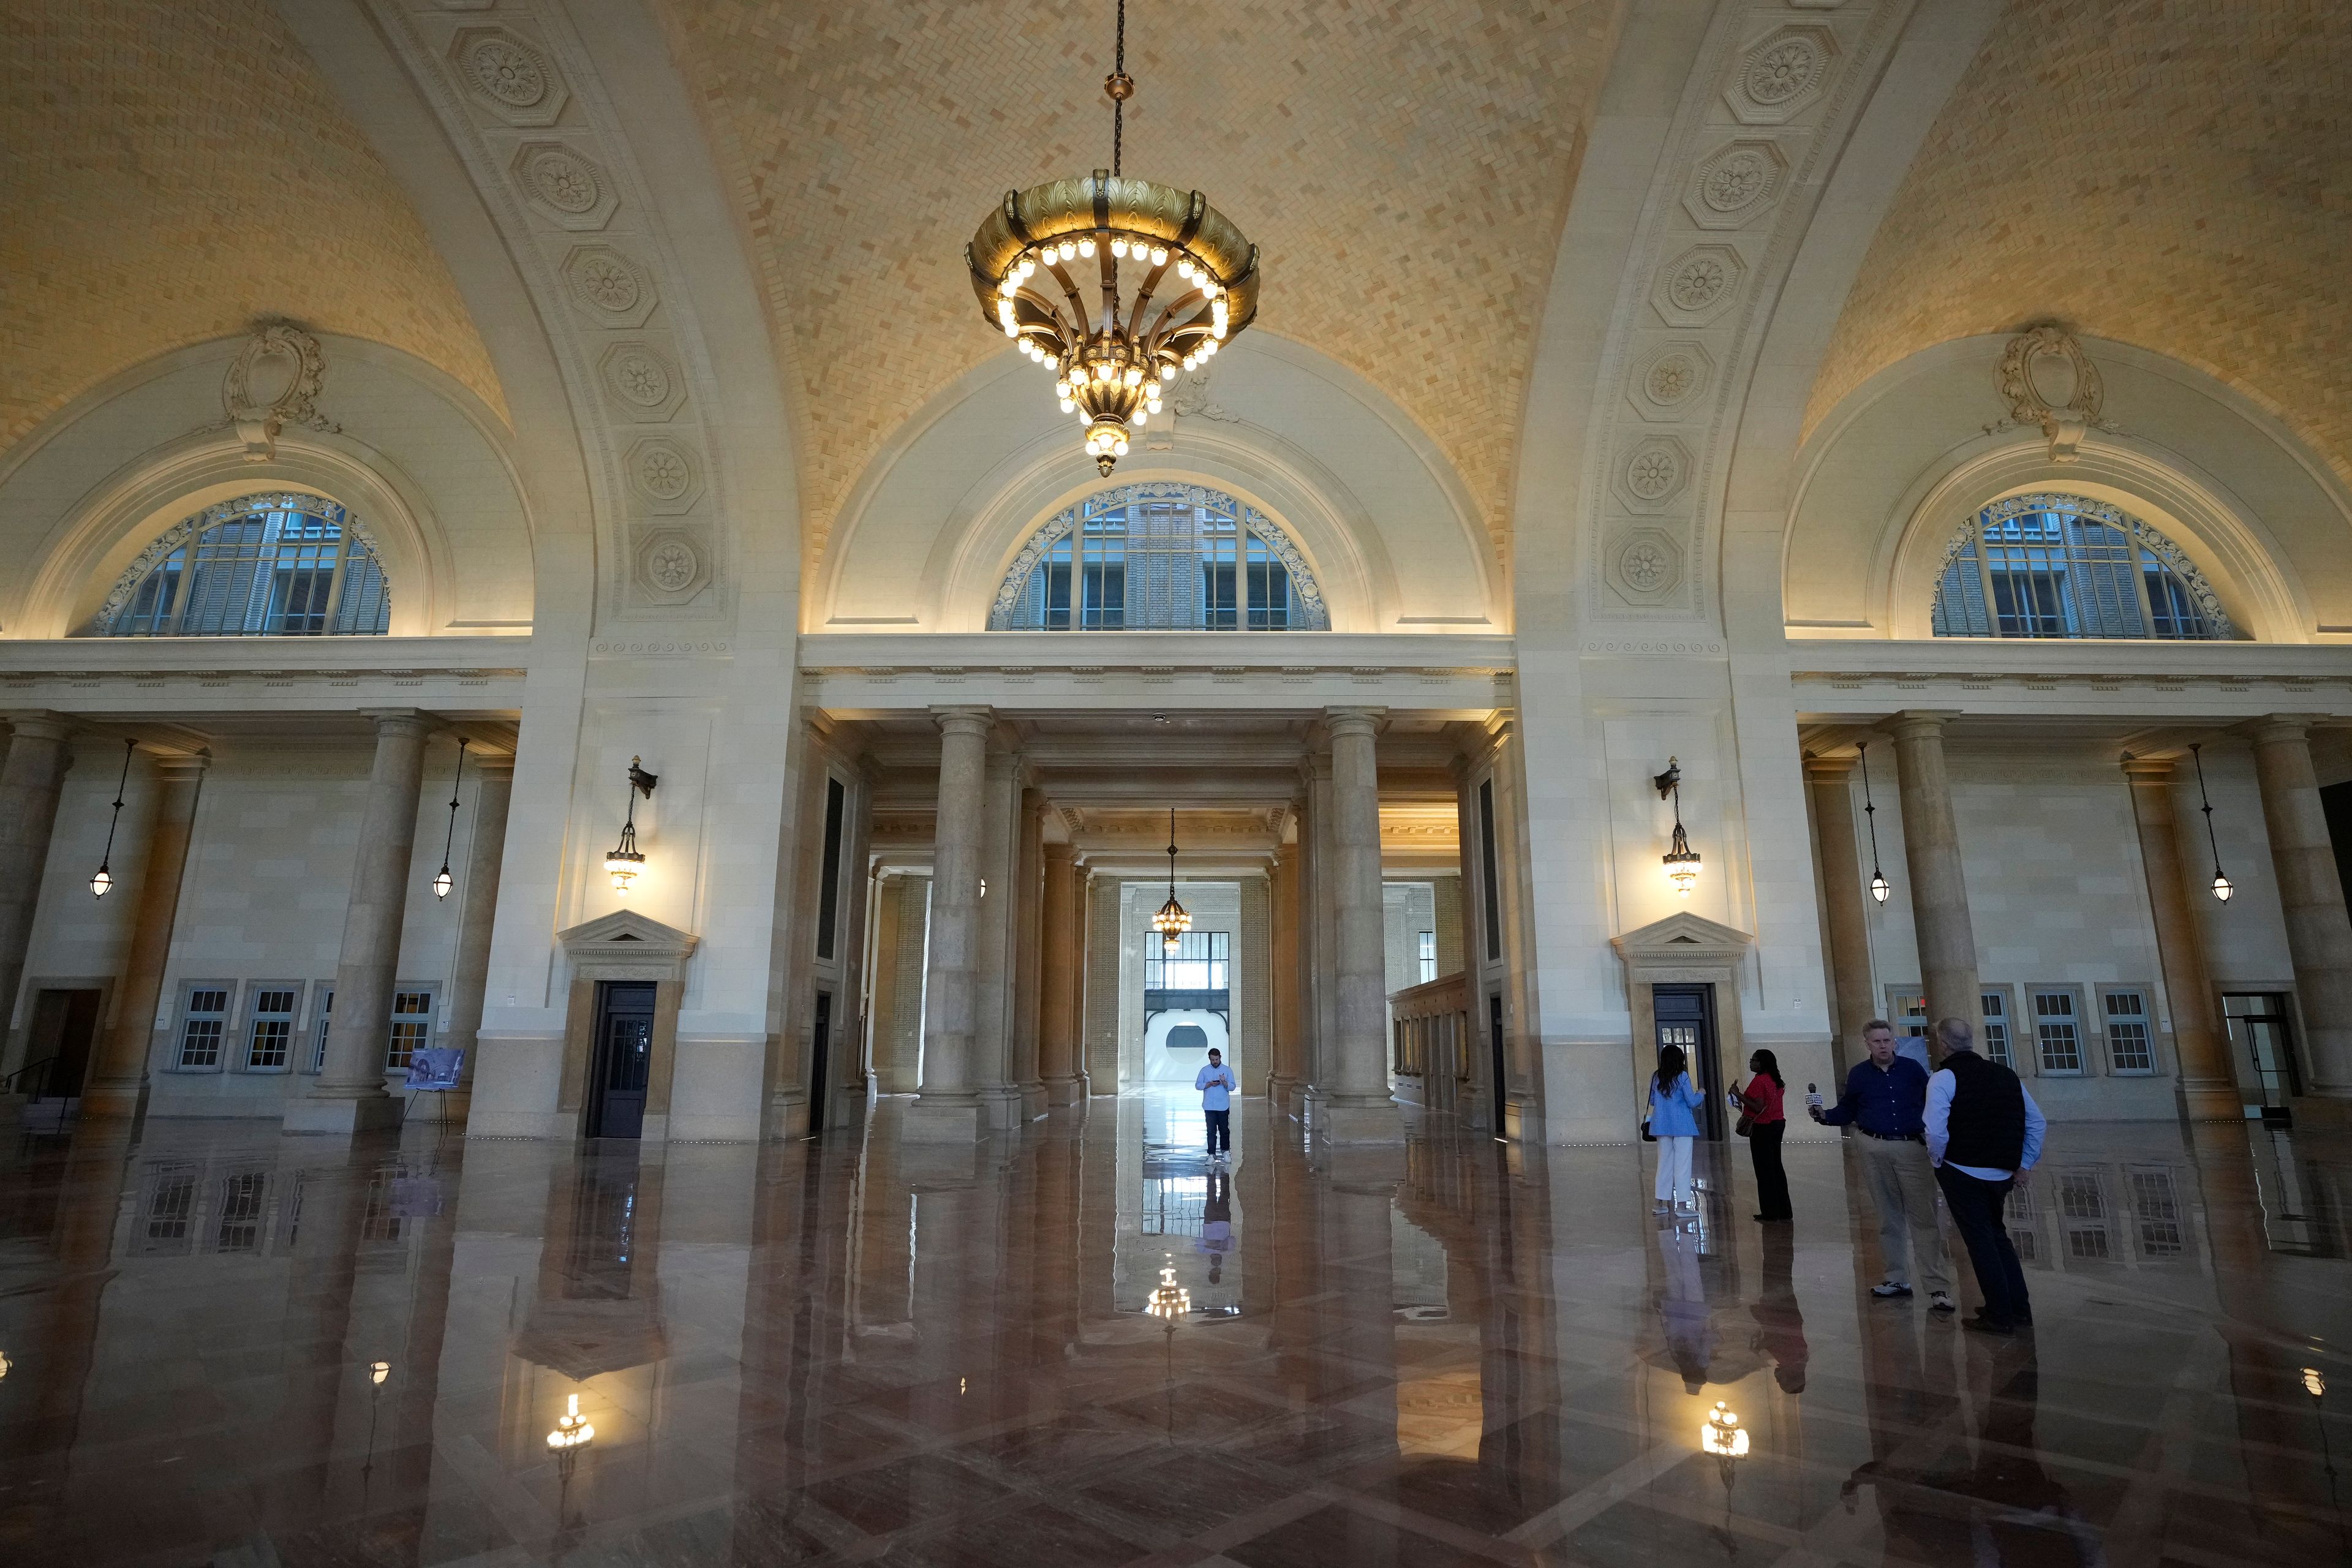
[1196,1047,1237,1162]
[1923,1017,2048,1335]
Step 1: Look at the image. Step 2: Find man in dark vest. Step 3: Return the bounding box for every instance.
[1924,1017,2047,1335]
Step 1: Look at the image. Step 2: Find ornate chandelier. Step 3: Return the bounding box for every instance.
[965,0,1260,475]
[1150,807,1193,954]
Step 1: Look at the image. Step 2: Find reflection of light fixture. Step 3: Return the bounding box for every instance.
[0,1349,11,1381]
[547,1392,595,1452]
[2190,743,2233,902]
[1147,1254,1191,1322]
[2307,1366,2328,1398]
[1150,808,1192,954]
[91,739,134,898]
[432,738,467,899]
[605,756,658,895]
[1859,742,1891,904]
[1702,1400,1749,1460]
[1654,759,1702,898]
[963,0,1259,475]
[369,1360,390,1385]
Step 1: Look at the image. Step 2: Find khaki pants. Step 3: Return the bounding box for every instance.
[1855,1133,1951,1294]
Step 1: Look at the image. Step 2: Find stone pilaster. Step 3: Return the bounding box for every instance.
[908,706,990,1140]
[288,709,432,1134]
[82,752,208,1118]
[2246,717,2352,1101]
[1886,711,1981,1041]
[1240,872,1272,1097]
[1804,755,1878,1072]
[1321,707,1403,1142]
[1039,843,1085,1104]
[2121,756,2239,1119]
[1268,842,1303,1110]
[1010,786,1047,1120]
[0,713,74,1066]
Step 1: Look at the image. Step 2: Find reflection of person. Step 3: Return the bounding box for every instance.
[1196,1169,1233,1284]
[1924,1016,2045,1335]
[1811,1019,1954,1311]
[1751,1223,1808,1393]
[1196,1047,1237,1161]
[1656,1223,1713,1393]
[1737,1048,1792,1223]
[1648,1043,1706,1215]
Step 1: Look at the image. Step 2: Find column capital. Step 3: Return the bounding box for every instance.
[2119,754,2178,783]
[1882,709,1959,742]
[152,748,213,783]
[2241,713,2328,747]
[0,709,75,742]
[470,752,516,781]
[1802,753,1855,782]
[1042,840,1077,866]
[930,704,996,739]
[1324,705,1388,739]
[357,706,434,738]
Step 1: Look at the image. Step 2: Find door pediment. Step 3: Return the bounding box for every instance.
[558,908,698,981]
[1611,911,1754,967]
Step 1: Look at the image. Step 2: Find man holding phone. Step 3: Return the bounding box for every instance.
[1811,1019,1954,1311]
[1197,1047,1237,1162]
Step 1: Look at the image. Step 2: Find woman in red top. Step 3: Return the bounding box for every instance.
[1740,1049,1792,1222]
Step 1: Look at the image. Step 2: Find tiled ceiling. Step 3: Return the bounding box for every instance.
[658,0,1619,564]
[0,0,506,454]
[1806,0,2352,484]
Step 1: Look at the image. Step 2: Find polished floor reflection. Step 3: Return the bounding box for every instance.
[1,1099,2349,1566]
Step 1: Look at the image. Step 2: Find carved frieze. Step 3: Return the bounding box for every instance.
[1996,325,2106,464]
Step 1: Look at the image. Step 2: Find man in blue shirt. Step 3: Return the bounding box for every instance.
[1924,1016,2046,1334]
[1809,1019,1954,1309]
[1196,1047,1237,1162]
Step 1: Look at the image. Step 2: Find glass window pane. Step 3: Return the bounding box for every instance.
[992,484,1327,630]
[99,495,389,638]
[1934,495,2225,644]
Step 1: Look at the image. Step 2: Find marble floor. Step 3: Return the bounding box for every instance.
[1,1098,2348,1567]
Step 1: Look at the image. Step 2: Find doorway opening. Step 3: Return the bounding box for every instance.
[2223,992,2299,1126]
[809,989,832,1133]
[1487,992,1506,1121]
[24,988,100,1114]
[587,981,656,1139]
[1653,983,1724,1140]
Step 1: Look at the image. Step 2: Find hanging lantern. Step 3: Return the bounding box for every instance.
[2189,743,2233,903]
[91,738,135,897]
[1654,759,1702,898]
[1149,807,1191,953]
[605,756,658,896]
[432,738,467,899]
[1859,742,1892,904]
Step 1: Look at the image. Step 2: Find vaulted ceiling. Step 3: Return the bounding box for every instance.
[0,0,505,456]
[655,0,1621,561]
[1807,0,2352,484]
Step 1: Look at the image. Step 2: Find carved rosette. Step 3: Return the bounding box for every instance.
[1725,25,1839,125]
[562,244,657,327]
[1610,528,1684,605]
[635,529,709,603]
[512,141,618,230]
[1628,341,1714,423]
[1651,244,1746,327]
[1684,140,1789,230]
[451,28,568,126]
[598,341,687,421]
[625,437,703,513]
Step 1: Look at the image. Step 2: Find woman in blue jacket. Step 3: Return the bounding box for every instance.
[1649,1044,1707,1214]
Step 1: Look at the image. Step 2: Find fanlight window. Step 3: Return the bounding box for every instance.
[94,493,390,637]
[990,483,1329,631]
[1931,494,2233,641]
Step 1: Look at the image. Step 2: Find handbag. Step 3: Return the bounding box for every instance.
[1734,1110,1754,1139]
[1640,1115,1656,1143]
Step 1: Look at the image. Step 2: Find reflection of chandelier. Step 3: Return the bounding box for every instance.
[1147,1254,1191,1322]
[1150,808,1192,954]
[547,1392,596,1453]
[1701,1398,1749,1485]
[965,0,1260,475]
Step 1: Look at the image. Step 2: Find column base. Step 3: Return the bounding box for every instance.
[1017,1079,1048,1123]
[282,1093,405,1135]
[1042,1074,1086,1106]
[903,1098,984,1142]
[978,1085,1025,1132]
[1314,1097,1405,1145]
[78,1081,146,1121]
[2180,1082,2247,1122]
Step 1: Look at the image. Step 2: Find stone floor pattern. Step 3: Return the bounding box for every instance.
[0,1096,2348,1566]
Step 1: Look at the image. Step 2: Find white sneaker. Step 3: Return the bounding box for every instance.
[1653,1200,1672,1215]
[1928,1291,1957,1314]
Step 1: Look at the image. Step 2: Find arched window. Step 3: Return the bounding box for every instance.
[989,483,1329,630]
[92,492,391,637]
[1931,493,2234,640]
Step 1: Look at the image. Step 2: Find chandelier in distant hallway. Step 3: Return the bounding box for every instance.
[1150,808,1193,954]
[965,0,1261,475]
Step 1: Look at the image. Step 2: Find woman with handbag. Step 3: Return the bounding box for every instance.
[1647,1044,1706,1215]
[1738,1048,1793,1223]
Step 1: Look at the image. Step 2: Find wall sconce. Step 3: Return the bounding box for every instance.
[1654,759,1702,898]
[432,738,467,899]
[1858,742,1891,904]
[605,756,658,896]
[1149,808,1193,953]
[91,739,134,897]
[2190,743,2233,902]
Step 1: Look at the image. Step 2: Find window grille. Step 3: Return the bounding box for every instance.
[92,493,391,638]
[2033,990,2083,1073]
[1931,494,2233,641]
[2130,1169,2184,1257]
[178,987,231,1069]
[309,986,334,1072]
[1146,931,1229,991]
[2103,990,2155,1072]
[1417,931,1437,985]
[385,989,434,1071]
[216,1171,268,1253]
[1981,989,2013,1068]
[142,1166,199,1251]
[2057,1171,2105,1220]
[990,483,1329,630]
[245,987,298,1071]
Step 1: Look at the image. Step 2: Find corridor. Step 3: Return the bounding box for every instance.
[1,1100,2346,1566]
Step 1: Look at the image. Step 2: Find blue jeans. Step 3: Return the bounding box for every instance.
[1205,1108,1231,1153]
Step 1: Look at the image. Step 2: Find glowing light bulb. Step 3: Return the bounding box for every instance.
[1058,239,1076,260]
[1150,246,1169,265]
[1060,398,1076,413]
[1131,408,1147,426]
[1161,364,1177,382]
[1110,238,1129,258]
[1078,238,1096,257]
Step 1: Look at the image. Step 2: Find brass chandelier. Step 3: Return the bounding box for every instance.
[965,0,1261,475]
[1150,807,1193,954]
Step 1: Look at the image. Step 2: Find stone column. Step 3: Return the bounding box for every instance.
[1268,841,1302,1110]
[2120,757,2239,1119]
[1886,711,1981,1040]
[288,709,431,1134]
[909,706,991,1139]
[1039,843,1084,1104]
[0,713,74,1063]
[971,749,1023,1130]
[436,755,513,1126]
[1805,755,1879,1072]
[82,752,209,1118]
[1240,872,1272,1096]
[2246,717,2352,1101]
[1305,750,1338,1105]
[1322,707,1403,1142]
[1010,786,1047,1120]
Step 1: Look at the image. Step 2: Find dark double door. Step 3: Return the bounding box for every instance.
[1653,983,1725,1140]
[587,982,655,1139]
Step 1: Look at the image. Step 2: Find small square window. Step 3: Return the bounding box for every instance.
[178,986,232,1069]
[2032,989,2082,1074]
[2102,989,2155,1073]
[1981,989,2014,1069]
[245,986,300,1071]
[1417,930,1436,985]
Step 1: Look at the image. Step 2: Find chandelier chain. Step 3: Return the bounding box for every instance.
[2191,742,2225,868]
[1112,0,1127,177]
